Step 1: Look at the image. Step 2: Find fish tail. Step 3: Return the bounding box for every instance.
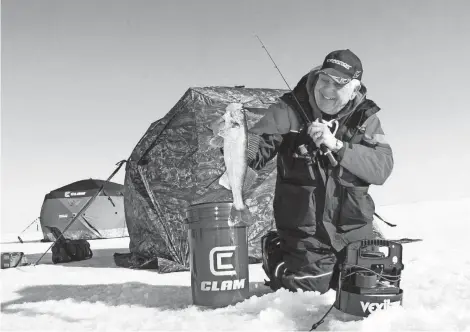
[228,206,254,227]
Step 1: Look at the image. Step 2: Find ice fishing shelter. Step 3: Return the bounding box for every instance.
[122,86,288,272]
[40,179,128,241]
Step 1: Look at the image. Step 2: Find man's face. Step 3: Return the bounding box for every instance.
[313,73,355,115]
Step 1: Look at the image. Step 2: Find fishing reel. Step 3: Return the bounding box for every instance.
[292,122,339,167]
[334,239,404,317]
[293,144,317,164]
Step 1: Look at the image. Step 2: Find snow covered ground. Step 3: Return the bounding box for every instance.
[1,198,470,331]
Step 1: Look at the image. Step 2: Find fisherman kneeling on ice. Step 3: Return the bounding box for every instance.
[245,49,393,293]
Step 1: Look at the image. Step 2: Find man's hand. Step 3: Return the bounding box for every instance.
[307,119,343,152]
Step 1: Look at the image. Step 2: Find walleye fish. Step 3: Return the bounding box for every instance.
[209,103,257,226]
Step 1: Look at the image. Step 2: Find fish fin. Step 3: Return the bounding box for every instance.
[228,206,254,227]
[209,136,224,148]
[243,167,258,192]
[218,171,231,190]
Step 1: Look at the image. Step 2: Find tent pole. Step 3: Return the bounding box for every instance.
[33,159,128,266]
[136,164,183,265]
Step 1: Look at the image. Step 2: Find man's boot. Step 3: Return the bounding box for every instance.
[261,230,285,291]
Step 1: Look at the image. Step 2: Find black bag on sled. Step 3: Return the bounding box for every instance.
[46,226,93,264]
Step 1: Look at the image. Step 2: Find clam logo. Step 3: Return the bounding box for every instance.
[209,246,236,276]
[201,246,245,291]
[64,191,86,198]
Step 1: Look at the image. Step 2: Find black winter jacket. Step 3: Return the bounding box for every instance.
[246,69,393,252]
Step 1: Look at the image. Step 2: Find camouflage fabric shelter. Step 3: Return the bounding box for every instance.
[122,86,287,272]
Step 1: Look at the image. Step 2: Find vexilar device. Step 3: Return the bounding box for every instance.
[334,239,404,317]
[311,239,405,330]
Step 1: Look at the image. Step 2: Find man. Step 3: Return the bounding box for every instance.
[244,49,393,293]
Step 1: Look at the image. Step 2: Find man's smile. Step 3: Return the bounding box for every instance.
[321,92,335,101]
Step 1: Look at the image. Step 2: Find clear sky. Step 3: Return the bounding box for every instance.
[2,0,470,233]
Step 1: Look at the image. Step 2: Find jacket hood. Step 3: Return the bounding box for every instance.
[305,67,369,121]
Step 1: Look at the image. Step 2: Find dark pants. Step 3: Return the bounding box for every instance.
[262,230,337,294]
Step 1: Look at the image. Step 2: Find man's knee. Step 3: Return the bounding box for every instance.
[281,251,336,293]
[262,231,337,293]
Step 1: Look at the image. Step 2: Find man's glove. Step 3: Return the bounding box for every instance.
[307,119,343,152]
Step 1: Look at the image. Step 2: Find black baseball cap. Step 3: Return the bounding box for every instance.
[320,49,363,84]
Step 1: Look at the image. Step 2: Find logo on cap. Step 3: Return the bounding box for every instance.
[321,49,363,82]
[352,70,362,79]
[326,58,352,70]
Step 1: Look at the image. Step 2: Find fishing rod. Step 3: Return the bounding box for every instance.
[254,35,338,167]
[17,217,40,243]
